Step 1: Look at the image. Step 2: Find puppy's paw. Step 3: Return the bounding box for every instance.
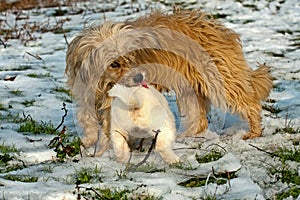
[167,155,180,164]
[115,152,131,163]
[108,84,124,97]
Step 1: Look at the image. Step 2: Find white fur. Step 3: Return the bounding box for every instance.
[108,83,179,164]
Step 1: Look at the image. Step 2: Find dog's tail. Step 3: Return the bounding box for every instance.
[251,64,273,100]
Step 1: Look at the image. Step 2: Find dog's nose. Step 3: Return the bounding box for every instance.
[133,73,144,83]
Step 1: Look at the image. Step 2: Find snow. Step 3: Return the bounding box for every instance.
[0,0,300,199]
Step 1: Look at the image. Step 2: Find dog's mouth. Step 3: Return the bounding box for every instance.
[140,80,148,88]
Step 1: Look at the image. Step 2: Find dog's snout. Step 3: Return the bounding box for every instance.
[133,73,144,83]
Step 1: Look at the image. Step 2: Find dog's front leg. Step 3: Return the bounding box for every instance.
[111,130,130,163]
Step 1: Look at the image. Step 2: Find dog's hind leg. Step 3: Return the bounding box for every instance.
[241,101,263,140]
[177,93,209,137]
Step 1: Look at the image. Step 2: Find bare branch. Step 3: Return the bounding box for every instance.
[248,143,277,157]
[0,38,7,48]
[52,102,68,134]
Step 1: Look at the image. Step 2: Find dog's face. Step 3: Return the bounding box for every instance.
[104,58,131,83]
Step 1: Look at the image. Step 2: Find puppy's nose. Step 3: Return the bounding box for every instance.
[133,73,144,83]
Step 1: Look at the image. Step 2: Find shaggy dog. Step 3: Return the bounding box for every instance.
[65,10,273,155]
[108,72,179,164]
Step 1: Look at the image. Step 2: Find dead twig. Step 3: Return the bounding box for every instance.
[0,38,7,48]
[135,129,160,167]
[249,143,277,157]
[52,102,68,134]
[75,183,110,200]
[26,51,43,60]
[125,129,161,171]
[205,143,227,154]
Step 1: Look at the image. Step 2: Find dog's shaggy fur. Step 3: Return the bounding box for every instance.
[65,10,273,155]
[108,81,179,164]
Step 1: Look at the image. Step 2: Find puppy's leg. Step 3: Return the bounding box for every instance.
[111,130,130,163]
[155,131,179,164]
[242,103,263,140]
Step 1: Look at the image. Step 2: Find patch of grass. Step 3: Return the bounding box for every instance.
[115,169,128,179]
[43,165,54,173]
[126,163,165,173]
[76,186,161,200]
[9,65,33,71]
[0,143,18,154]
[53,86,72,102]
[275,127,300,134]
[170,161,194,170]
[276,186,300,200]
[0,153,14,166]
[0,112,32,123]
[4,174,38,182]
[274,124,300,135]
[26,72,52,78]
[274,146,300,163]
[0,158,25,173]
[54,28,71,34]
[9,89,23,96]
[21,99,35,107]
[195,149,224,164]
[268,146,300,185]
[273,113,300,135]
[75,166,102,184]
[0,103,7,111]
[0,143,19,172]
[270,165,300,185]
[179,177,213,187]
[52,86,71,96]
[56,96,72,103]
[178,171,237,188]
[18,120,57,134]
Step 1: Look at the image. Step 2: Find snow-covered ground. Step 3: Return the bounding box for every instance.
[0,0,299,199]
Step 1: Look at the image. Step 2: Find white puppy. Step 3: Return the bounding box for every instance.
[108,75,179,164]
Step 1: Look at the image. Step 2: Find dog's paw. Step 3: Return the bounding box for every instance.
[242,131,262,140]
[81,137,98,149]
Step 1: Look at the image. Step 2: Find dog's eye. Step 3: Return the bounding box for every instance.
[110,61,121,69]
